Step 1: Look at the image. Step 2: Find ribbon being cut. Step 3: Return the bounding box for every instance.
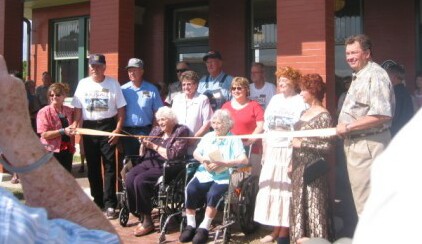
[75,127,337,140]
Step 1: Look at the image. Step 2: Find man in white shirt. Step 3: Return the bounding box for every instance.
[72,54,126,219]
[249,62,276,109]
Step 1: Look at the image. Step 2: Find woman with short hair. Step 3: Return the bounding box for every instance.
[125,106,189,237]
[36,83,76,172]
[179,109,248,244]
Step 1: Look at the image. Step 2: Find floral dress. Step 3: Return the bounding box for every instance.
[289,112,334,244]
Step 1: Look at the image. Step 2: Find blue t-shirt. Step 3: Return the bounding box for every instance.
[197,72,233,111]
[121,80,163,127]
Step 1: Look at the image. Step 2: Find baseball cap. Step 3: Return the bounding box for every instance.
[88,54,106,65]
[126,58,144,69]
[203,50,222,61]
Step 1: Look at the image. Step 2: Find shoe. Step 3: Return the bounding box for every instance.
[179,225,196,243]
[105,208,117,220]
[260,235,275,243]
[192,228,209,244]
[133,224,154,237]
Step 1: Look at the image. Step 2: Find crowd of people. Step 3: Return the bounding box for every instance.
[1,33,420,244]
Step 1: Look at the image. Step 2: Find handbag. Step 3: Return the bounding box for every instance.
[303,157,329,184]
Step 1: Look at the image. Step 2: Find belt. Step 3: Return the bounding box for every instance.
[348,127,389,139]
[84,117,115,125]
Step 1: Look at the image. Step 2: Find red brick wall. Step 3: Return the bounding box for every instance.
[31,3,90,86]
[364,0,417,91]
[277,0,335,112]
[90,0,134,83]
[0,0,23,74]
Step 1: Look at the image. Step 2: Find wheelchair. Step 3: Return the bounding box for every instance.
[177,151,260,244]
[118,155,187,233]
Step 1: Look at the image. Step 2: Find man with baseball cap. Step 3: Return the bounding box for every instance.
[72,53,127,219]
[121,58,163,156]
[197,50,233,111]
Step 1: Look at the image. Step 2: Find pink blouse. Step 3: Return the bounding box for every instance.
[36,105,75,153]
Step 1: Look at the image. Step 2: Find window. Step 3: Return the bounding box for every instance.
[52,17,90,96]
[251,0,277,83]
[174,6,209,40]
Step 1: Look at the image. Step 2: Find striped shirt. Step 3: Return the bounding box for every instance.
[0,188,120,244]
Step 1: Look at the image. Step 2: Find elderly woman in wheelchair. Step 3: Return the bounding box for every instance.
[179,109,248,244]
[124,106,189,237]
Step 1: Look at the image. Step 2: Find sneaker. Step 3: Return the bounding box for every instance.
[106,208,117,220]
[192,228,209,244]
[179,225,196,243]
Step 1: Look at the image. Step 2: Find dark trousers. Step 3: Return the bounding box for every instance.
[121,126,152,156]
[125,161,162,215]
[185,177,228,209]
[54,150,73,173]
[83,119,118,209]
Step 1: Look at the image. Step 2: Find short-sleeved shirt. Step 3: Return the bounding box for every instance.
[71,76,126,121]
[171,92,213,136]
[37,105,75,152]
[197,72,233,111]
[121,80,163,127]
[193,131,245,184]
[264,94,308,147]
[339,61,395,132]
[249,82,276,109]
[0,188,119,244]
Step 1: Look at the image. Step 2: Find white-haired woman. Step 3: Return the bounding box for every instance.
[179,109,248,244]
[125,106,189,237]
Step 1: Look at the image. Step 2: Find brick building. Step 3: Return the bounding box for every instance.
[0,0,420,175]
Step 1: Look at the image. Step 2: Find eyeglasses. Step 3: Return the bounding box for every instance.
[231,86,244,91]
[176,69,188,73]
[49,94,62,97]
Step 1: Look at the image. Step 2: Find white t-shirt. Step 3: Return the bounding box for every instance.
[249,82,276,109]
[263,93,307,147]
[71,76,127,120]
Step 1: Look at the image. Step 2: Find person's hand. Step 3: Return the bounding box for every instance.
[292,138,302,148]
[65,126,76,136]
[108,129,120,145]
[142,140,156,150]
[206,162,221,171]
[336,123,349,138]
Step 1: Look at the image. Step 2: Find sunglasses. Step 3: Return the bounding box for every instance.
[231,86,244,91]
[176,69,188,73]
[49,94,62,97]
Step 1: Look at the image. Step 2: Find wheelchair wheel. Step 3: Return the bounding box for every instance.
[237,175,259,234]
[222,226,231,244]
[119,205,130,227]
[159,213,167,232]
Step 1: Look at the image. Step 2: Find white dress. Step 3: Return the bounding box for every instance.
[253,93,307,227]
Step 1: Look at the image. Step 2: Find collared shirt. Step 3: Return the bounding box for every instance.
[121,80,163,127]
[0,188,120,244]
[197,72,233,110]
[339,61,395,132]
[193,131,245,184]
[71,76,127,121]
[36,104,75,153]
